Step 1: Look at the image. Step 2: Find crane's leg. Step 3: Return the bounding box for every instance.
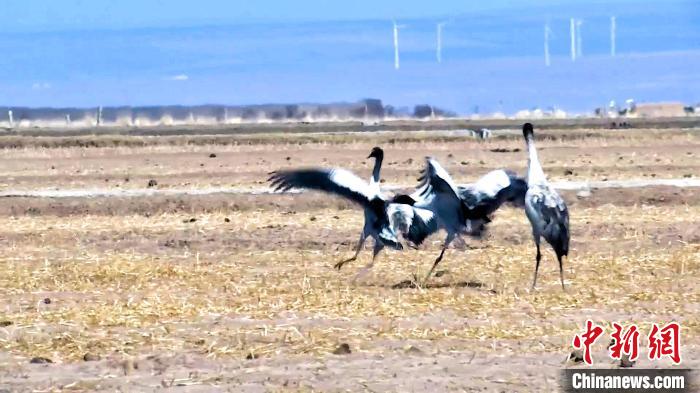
[531,236,542,290]
[352,240,384,283]
[334,232,366,270]
[557,254,566,291]
[424,233,455,283]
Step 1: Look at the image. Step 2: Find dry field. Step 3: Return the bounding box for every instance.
[0,127,698,392]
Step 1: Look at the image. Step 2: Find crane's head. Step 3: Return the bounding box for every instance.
[522,123,534,139]
[367,146,384,160]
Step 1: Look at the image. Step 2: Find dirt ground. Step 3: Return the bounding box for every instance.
[0,128,698,392]
[0,128,698,192]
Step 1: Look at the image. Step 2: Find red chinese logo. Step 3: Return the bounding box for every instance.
[572,320,605,365]
[648,322,681,364]
[572,321,682,365]
[609,322,640,361]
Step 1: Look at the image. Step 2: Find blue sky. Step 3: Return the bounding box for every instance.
[1,0,699,112]
[3,0,668,32]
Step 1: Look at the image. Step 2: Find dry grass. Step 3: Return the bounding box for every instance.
[1,205,698,363]
[0,130,698,390]
[0,127,697,155]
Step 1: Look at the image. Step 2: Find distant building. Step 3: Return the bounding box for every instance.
[510,107,567,119]
[630,102,687,118]
[1,99,410,128]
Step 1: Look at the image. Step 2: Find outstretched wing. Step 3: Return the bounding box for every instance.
[473,169,512,197]
[269,168,378,208]
[501,170,528,207]
[416,158,461,199]
[409,158,467,233]
[459,169,528,214]
[389,158,458,207]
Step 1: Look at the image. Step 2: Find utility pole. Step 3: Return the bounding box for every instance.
[437,22,447,63]
[392,21,407,69]
[393,21,400,69]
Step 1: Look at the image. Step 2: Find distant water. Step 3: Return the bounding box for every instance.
[1,1,699,114]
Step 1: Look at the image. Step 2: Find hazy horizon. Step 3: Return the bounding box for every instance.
[1,0,699,114]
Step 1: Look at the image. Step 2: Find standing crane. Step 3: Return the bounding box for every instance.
[521,123,570,290]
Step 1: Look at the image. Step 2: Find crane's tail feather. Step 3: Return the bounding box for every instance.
[558,221,570,257]
[404,211,439,246]
[547,221,570,259]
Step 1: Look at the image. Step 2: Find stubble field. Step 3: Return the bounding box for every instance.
[0,127,698,392]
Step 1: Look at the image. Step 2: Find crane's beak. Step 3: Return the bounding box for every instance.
[368,147,382,159]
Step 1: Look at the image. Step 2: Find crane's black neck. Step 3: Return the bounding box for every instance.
[371,152,384,184]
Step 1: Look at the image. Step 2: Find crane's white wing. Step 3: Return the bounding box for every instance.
[269,168,381,207]
[410,158,466,234]
[473,169,511,197]
[411,158,461,203]
[459,169,528,211]
[388,158,458,207]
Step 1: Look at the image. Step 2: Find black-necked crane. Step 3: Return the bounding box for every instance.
[394,160,528,282]
[394,157,473,281]
[521,123,570,290]
[269,147,436,281]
